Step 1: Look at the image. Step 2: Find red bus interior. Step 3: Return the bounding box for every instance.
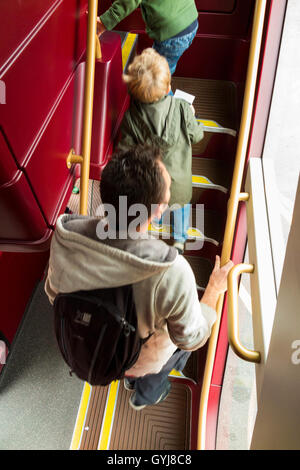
[0,0,279,450]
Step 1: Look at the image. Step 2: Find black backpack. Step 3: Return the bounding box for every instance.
[53,284,148,386]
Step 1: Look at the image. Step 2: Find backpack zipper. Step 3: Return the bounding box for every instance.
[88,323,107,384]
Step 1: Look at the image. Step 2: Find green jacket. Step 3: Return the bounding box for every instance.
[100,0,198,42]
[117,96,204,207]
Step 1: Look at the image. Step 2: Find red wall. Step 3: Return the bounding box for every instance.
[0,0,88,345]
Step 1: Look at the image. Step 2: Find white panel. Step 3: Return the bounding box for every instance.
[245,158,277,397]
[251,177,300,449]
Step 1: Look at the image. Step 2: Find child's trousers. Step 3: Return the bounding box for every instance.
[154,204,191,245]
[153,21,198,75]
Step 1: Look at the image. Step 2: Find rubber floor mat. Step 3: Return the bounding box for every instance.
[109,380,191,450]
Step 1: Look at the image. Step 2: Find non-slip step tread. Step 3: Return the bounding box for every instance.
[192,157,232,190]
[79,386,109,450]
[110,381,191,450]
[172,76,238,130]
[78,380,191,450]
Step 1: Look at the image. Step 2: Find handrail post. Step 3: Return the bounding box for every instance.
[197,0,267,449]
[79,0,99,215]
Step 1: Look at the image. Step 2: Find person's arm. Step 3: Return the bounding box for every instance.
[201,255,233,310]
[182,100,204,144]
[155,255,233,351]
[98,0,142,32]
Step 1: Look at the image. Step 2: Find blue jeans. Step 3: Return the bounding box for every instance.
[126,349,191,405]
[155,204,191,244]
[153,23,198,75]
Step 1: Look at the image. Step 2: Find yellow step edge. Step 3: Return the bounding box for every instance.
[192,174,228,193]
[98,380,120,450]
[122,33,137,71]
[197,118,237,137]
[70,382,92,450]
[148,224,219,245]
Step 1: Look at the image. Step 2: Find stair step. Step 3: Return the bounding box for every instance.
[172,76,238,129]
[184,255,213,291]
[148,208,222,246]
[191,156,231,197]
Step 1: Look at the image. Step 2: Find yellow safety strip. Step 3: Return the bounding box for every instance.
[148,223,204,239]
[192,174,228,193]
[98,380,120,450]
[192,175,212,186]
[148,224,219,246]
[197,118,237,137]
[169,369,185,378]
[122,33,137,71]
[197,118,219,128]
[70,382,92,450]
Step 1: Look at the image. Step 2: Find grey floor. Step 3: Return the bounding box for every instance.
[0,281,84,450]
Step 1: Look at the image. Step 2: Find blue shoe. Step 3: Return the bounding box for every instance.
[124,378,135,391]
[129,382,171,411]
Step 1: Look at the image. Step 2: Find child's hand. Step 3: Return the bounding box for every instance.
[97,17,107,35]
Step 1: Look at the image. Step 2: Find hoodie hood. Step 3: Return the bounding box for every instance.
[118,95,202,207]
[45,214,177,304]
[129,96,182,148]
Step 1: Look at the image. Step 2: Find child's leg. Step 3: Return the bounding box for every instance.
[172,204,191,244]
[152,22,198,75]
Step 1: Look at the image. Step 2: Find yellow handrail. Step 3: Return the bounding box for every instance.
[197,0,267,449]
[67,0,100,215]
[227,263,261,363]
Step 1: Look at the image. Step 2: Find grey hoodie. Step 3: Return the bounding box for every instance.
[45,214,216,376]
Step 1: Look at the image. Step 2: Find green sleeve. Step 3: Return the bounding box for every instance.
[182,101,204,144]
[100,0,142,30]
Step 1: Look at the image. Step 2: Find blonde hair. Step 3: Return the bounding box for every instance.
[123,48,171,103]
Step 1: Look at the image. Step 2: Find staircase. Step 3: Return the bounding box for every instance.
[66,31,239,449]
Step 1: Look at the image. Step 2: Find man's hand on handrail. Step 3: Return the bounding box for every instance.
[201,255,234,311]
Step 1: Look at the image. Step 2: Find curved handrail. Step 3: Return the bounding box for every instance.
[67,0,100,215]
[227,263,261,363]
[197,0,267,450]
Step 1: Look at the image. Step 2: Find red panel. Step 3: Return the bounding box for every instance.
[76,31,129,179]
[197,1,254,38]
[0,169,51,246]
[0,0,55,67]
[195,0,236,13]
[205,385,222,449]
[248,0,287,161]
[174,36,250,83]
[0,250,49,344]
[0,0,87,168]
[0,128,19,185]
[24,75,77,227]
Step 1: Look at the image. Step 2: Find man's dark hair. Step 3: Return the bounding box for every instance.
[100,144,166,228]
